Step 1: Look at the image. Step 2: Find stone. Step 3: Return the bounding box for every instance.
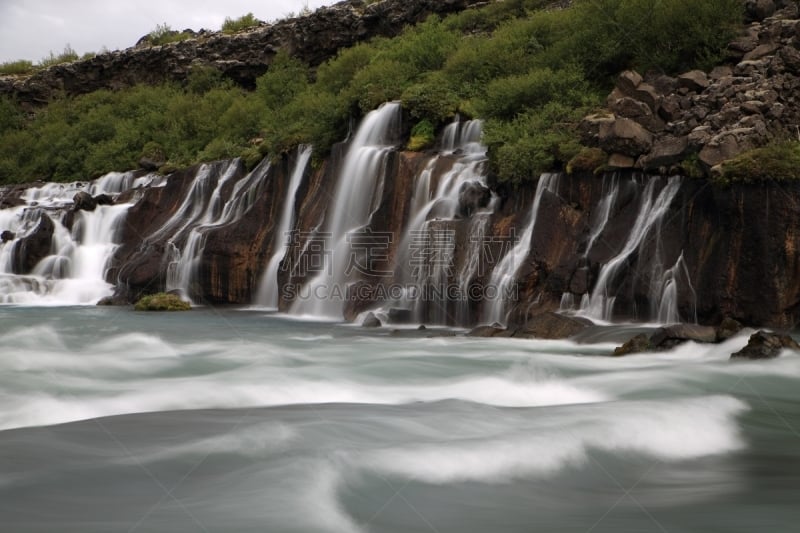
[780,45,800,74]
[11,213,55,274]
[468,324,506,337]
[94,193,114,206]
[607,153,636,169]
[457,181,491,218]
[362,312,382,328]
[138,157,165,172]
[632,83,661,113]
[579,113,616,146]
[639,136,689,169]
[745,0,776,22]
[73,191,97,212]
[1,230,15,242]
[609,96,665,132]
[615,70,643,97]
[710,66,733,80]
[716,317,744,342]
[658,97,683,122]
[677,70,710,92]
[387,307,413,323]
[647,74,678,95]
[698,134,742,168]
[731,330,800,360]
[516,312,593,340]
[598,118,653,157]
[649,324,719,350]
[613,334,651,356]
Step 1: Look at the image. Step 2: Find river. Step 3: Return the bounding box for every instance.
[1,306,798,532]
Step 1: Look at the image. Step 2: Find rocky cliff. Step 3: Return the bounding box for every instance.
[0,0,487,107]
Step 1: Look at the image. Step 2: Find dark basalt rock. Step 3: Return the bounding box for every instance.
[613,333,652,356]
[731,330,800,360]
[468,324,506,337]
[1,230,15,242]
[716,317,744,342]
[73,191,97,212]
[649,324,718,350]
[94,194,114,206]
[12,213,54,274]
[362,312,382,328]
[515,312,593,340]
[457,181,491,217]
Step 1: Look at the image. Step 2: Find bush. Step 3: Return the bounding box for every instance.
[134,292,192,311]
[147,23,192,46]
[222,13,259,34]
[716,141,800,183]
[39,45,79,68]
[0,60,35,76]
[567,147,608,174]
[401,74,459,122]
[407,120,436,151]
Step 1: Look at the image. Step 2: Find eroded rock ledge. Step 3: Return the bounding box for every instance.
[0,0,487,107]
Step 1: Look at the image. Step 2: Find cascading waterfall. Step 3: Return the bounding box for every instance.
[654,252,697,324]
[381,116,492,325]
[291,102,401,319]
[0,173,147,304]
[584,174,620,256]
[255,145,313,309]
[579,176,682,321]
[166,159,272,302]
[482,173,561,326]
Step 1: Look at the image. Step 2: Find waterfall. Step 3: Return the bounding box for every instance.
[653,252,697,324]
[165,159,272,302]
[482,173,561,326]
[580,176,682,321]
[0,175,138,305]
[255,145,313,309]
[290,102,401,319]
[584,174,620,256]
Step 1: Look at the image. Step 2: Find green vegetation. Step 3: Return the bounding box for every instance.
[222,13,259,34]
[147,23,192,46]
[0,0,744,185]
[0,60,35,76]
[716,141,800,183]
[134,292,192,311]
[39,44,79,68]
[567,147,608,175]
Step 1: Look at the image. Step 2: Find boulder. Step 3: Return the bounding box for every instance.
[615,70,643,97]
[779,45,800,74]
[94,193,114,206]
[1,230,15,242]
[468,324,506,337]
[716,317,744,342]
[607,153,636,169]
[677,70,710,93]
[743,42,779,61]
[579,113,616,146]
[598,118,653,157]
[731,330,800,360]
[73,191,97,212]
[138,157,165,172]
[516,312,593,340]
[639,136,689,169]
[744,0,776,22]
[698,133,743,168]
[649,324,718,350]
[12,214,55,274]
[362,312,382,328]
[457,181,491,218]
[613,333,651,356]
[632,83,661,113]
[387,307,413,324]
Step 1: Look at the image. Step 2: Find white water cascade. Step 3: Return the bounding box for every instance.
[166,159,272,302]
[255,145,313,308]
[0,171,152,304]
[291,102,401,319]
[579,176,682,321]
[482,173,561,326]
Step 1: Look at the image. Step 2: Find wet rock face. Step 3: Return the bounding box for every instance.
[457,181,491,217]
[731,330,800,359]
[12,213,54,274]
[580,1,800,172]
[0,0,488,107]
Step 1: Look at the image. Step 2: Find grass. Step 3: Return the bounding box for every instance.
[716,141,800,183]
[134,292,192,311]
[222,13,260,34]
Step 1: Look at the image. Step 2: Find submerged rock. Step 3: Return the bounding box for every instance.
[1,230,15,242]
[468,324,506,337]
[12,213,54,274]
[73,191,97,212]
[516,312,592,340]
[362,312,382,328]
[649,324,718,350]
[716,317,744,342]
[613,334,652,356]
[731,330,800,360]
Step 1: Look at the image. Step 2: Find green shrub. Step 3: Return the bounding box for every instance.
[134,292,192,311]
[407,119,436,151]
[39,45,79,68]
[186,66,231,94]
[401,73,459,122]
[716,141,800,183]
[567,147,608,174]
[256,51,309,110]
[147,23,192,46]
[0,60,35,76]
[222,13,259,34]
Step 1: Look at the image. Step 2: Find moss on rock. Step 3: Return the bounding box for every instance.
[134,292,191,311]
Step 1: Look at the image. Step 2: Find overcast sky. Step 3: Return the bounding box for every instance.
[0,0,336,63]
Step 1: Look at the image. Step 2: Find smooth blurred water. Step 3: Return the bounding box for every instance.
[0,307,798,532]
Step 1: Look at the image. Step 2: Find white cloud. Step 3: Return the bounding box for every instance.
[0,0,334,63]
